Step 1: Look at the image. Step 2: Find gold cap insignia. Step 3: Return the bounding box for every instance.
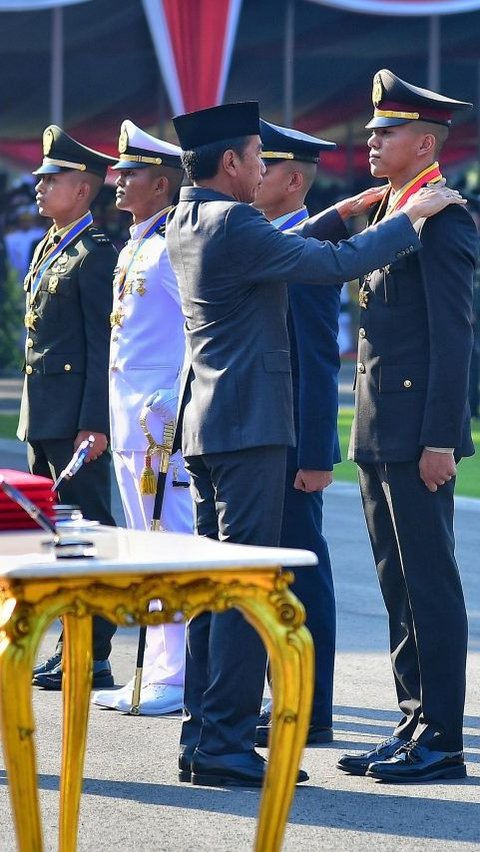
[118,126,129,154]
[43,128,55,156]
[372,76,383,107]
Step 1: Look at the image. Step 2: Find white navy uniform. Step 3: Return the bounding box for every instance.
[109,211,193,687]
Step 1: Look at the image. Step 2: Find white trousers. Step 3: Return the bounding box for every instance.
[113,449,193,686]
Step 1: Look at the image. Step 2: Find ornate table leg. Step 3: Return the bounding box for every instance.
[230,575,314,852]
[59,612,93,852]
[0,598,44,851]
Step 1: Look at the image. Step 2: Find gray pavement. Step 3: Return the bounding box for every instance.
[0,420,479,850]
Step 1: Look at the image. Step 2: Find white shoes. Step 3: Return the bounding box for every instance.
[92,681,183,716]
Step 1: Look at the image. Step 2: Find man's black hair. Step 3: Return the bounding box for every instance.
[181,136,251,182]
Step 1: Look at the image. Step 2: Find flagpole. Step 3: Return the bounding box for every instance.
[50,5,63,126]
[428,15,440,91]
[283,0,295,127]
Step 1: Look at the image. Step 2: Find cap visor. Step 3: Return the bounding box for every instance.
[32,163,64,175]
[111,160,150,170]
[365,117,411,129]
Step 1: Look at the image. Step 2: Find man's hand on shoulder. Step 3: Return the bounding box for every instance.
[294,469,333,492]
[402,183,466,224]
[336,185,388,221]
[419,448,456,493]
[74,431,108,462]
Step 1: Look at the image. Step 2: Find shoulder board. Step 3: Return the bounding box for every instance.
[88,229,112,246]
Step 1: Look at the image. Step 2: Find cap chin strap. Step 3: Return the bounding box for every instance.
[117,153,163,165]
[374,108,420,120]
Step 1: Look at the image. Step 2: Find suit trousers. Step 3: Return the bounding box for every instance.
[28,438,117,661]
[358,460,468,752]
[280,476,335,727]
[181,445,287,756]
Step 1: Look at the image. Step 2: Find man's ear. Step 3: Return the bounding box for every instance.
[287,170,303,194]
[418,133,436,157]
[154,175,169,196]
[77,180,91,202]
[222,148,238,177]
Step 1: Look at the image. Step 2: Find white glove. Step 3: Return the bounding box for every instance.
[144,388,178,422]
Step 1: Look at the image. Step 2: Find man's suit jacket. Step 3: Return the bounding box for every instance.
[17,226,116,442]
[166,186,421,457]
[348,204,477,463]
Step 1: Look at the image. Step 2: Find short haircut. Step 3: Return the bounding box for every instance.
[181,135,251,181]
[416,121,449,157]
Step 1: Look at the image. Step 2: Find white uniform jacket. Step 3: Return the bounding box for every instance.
[109,212,185,451]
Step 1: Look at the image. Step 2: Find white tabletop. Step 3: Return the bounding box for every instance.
[0,527,317,579]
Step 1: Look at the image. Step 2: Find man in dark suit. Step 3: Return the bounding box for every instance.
[253,121,344,748]
[167,99,463,788]
[17,126,118,689]
[338,70,476,782]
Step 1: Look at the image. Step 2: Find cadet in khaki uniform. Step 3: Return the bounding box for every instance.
[17,126,118,689]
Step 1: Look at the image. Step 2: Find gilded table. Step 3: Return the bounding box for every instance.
[0,527,315,852]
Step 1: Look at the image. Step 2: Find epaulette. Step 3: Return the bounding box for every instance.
[89,230,112,246]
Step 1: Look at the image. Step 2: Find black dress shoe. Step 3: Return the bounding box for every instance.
[365,741,466,782]
[189,749,309,788]
[178,752,193,783]
[32,653,62,678]
[255,722,333,747]
[32,659,114,691]
[337,736,407,776]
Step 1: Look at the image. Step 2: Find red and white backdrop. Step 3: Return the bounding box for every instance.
[0,1,91,8]
[310,0,480,13]
[141,0,243,115]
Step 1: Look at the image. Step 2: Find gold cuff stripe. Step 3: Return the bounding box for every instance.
[43,157,87,171]
[261,151,295,160]
[374,108,420,120]
[118,153,163,165]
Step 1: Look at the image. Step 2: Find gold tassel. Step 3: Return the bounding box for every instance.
[139,453,157,495]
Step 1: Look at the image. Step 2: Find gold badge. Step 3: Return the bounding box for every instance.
[48,275,59,294]
[57,253,69,266]
[372,75,383,107]
[118,126,128,154]
[110,307,124,328]
[43,127,54,156]
[24,309,37,330]
[358,286,369,309]
[136,278,146,296]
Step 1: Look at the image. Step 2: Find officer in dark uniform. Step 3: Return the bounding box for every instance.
[338,70,476,781]
[17,126,118,689]
[253,121,346,747]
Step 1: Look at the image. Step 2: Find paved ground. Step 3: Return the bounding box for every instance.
[0,384,479,851]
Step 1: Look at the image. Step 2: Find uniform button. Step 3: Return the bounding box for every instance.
[64,363,72,372]
[25,365,33,375]
[26,338,34,348]
[112,335,118,342]
[357,362,366,374]
[110,364,118,372]
[403,379,412,388]
[358,327,366,339]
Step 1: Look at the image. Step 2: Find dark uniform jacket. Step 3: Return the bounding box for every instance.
[166,186,421,457]
[284,210,347,471]
[17,225,116,442]
[349,205,477,463]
